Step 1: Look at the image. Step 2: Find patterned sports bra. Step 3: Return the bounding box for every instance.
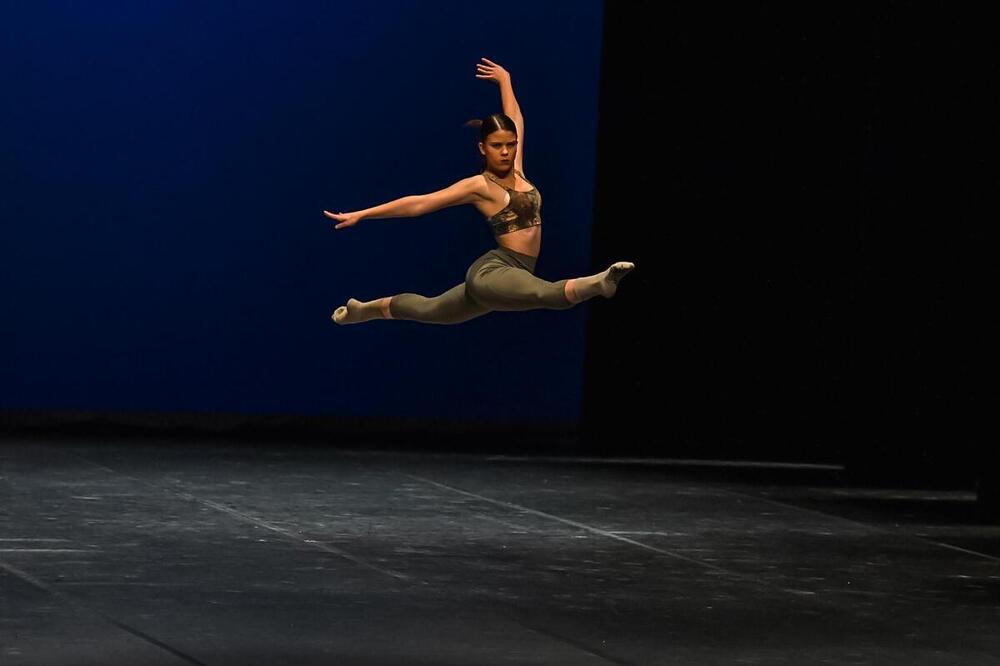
[482,169,542,236]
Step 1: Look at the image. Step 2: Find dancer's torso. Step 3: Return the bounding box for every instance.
[475,170,541,258]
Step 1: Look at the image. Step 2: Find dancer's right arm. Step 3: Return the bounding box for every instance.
[323,176,489,230]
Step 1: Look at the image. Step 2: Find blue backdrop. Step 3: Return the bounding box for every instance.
[0,1,603,423]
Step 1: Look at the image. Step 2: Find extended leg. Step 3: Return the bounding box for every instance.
[466,260,635,311]
[332,283,488,326]
[389,283,489,324]
[466,264,575,311]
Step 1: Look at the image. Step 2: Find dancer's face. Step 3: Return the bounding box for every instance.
[479,129,517,174]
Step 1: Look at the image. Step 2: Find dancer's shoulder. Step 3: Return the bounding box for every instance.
[441,174,491,197]
[464,173,493,198]
[419,175,492,213]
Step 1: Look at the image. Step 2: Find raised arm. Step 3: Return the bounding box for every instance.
[323,176,488,230]
[476,58,525,174]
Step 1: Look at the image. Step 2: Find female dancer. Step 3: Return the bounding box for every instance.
[323,58,633,325]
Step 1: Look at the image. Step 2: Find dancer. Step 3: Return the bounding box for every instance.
[323,57,633,325]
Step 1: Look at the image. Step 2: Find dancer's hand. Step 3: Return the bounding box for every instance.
[476,57,510,85]
[323,210,363,230]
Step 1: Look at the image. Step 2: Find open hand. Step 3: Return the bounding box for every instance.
[323,210,363,230]
[475,57,510,85]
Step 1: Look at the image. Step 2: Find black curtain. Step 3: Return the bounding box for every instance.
[583,3,996,486]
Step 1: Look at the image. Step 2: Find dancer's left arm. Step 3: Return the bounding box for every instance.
[476,57,525,174]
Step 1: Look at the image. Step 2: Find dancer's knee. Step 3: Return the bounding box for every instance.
[388,293,415,319]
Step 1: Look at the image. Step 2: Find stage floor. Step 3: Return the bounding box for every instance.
[1,436,998,665]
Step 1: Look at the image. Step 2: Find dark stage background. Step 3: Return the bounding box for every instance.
[2,3,995,498]
[0,1,602,425]
[584,3,996,494]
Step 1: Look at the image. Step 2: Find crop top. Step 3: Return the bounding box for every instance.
[482,169,542,236]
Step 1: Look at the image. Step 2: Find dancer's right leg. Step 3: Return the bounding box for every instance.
[332,283,489,326]
[390,283,489,324]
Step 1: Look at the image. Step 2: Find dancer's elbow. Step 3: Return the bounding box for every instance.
[409,196,433,217]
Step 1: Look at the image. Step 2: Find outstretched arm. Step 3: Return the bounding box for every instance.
[323,175,488,230]
[476,58,525,174]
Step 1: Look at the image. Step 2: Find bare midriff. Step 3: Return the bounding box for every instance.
[496,225,541,257]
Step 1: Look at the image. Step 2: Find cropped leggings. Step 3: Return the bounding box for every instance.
[388,247,573,324]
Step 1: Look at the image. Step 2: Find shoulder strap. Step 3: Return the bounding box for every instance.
[513,168,536,192]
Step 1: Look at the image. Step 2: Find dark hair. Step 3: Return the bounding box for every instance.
[464,113,517,170]
[464,113,518,143]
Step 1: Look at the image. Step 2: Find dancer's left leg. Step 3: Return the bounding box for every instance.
[466,254,635,311]
[563,262,635,304]
[466,263,575,311]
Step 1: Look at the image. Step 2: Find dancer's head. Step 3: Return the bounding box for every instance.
[465,113,517,174]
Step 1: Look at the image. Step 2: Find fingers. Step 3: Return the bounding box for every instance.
[477,59,499,75]
[324,211,353,229]
[476,63,498,82]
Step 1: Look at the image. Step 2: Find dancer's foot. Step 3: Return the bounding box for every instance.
[332,298,390,325]
[600,261,635,298]
[567,262,635,302]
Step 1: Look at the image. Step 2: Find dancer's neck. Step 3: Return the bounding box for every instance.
[485,167,515,185]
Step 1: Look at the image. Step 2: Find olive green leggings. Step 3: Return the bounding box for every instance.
[388,247,573,324]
